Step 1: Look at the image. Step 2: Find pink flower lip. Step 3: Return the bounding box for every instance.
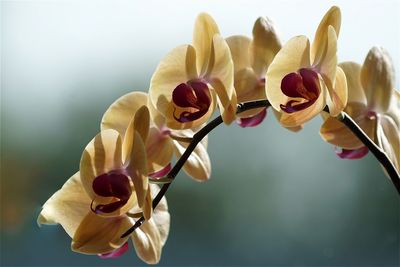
[98,242,129,259]
[149,163,172,178]
[335,146,369,160]
[237,108,267,128]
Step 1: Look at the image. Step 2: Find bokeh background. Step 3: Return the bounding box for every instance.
[1,0,399,266]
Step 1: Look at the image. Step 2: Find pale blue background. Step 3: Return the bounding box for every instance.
[1,0,399,266]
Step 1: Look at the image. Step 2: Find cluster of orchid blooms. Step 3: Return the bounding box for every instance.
[38,6,399,264]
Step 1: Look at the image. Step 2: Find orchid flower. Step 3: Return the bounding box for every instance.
[226,17,281,127]
[102,91,211,181]
[80,106,152,219]
[320,47,399,171]
[265,6,348,127]
[38,173,169,264]
[149,13,237,130]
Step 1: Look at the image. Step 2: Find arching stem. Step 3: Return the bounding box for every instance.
[121,100,399,238]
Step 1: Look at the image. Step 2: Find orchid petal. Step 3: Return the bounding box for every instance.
[265,35,311,112]
[149,45,198,129]
[147,96,166,129]
[149,184,170,246]
[207,34,237,124]
[71,213,133,254]
[173,134,211,181]
[317,26,338,91]
[250,17,282,77]
[339,62,366,105]
[272,108,303,132]
[37,172,91,238]
[376,115,400,173]
[320,102,375,149]
[234,68,265,118]
[311,6,341,65]
[193,13,220,76]
[80,130,122,200]
[126,131,148,208]
[325,66,347,116]
[131,218,162,264]
[226,35,251,73]
[386,90,400,128]
[146,127,174,174]
[123,106,150,164]
[361,47,395,112]
[101,92,148,138]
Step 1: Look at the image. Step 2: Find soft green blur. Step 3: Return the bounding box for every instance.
[1,0,399,266]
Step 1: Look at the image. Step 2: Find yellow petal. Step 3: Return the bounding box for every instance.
[131,218,162,264]
[207,34,237,124]
[225,35,251,73]
[250,17,282,77]
[316,25,337,90]
[126,131,148,208]
[193,13,220,76]
[149,184,170,246]
[122,105,150,163]
[146,127,174,174]
[361,47,395,112]
[311,6,341,65]
[320,102,375,149]
[272,109,304,132]
[147,96,166,129]
[234,68,265,118]
[37,172,91,238]
[376,115,400,173]
[265,35,311,111]
[278,75,326,127]
[339,62,366,105]
[386,90,400,127]
[142,184,153,220]
[173,134,211,181]
[101,92,148,138]
[72,212,133,254]
[325,66,348,116]
[149,44,198,126]
[80,129,123,199]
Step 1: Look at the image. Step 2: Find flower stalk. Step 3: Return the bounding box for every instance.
[121,99,400,239]
[333,111,400,193]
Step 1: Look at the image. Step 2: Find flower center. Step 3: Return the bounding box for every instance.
[172,80,211,122]
[91,171,132,214]
[280,68,321,113]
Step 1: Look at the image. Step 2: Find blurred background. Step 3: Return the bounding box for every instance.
[1,0,399,266]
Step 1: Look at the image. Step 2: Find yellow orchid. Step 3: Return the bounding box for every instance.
[38,172,170,264]
[320,47,399,170]
[226,17,281,127]
[80,106,152,219]
[149,13,237,130]
[102,91,211,181]
[265,6,348,127]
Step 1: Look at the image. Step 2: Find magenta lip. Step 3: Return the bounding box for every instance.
[280,68,320,113]
[91,172,132,214]
[172,80,211,122]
